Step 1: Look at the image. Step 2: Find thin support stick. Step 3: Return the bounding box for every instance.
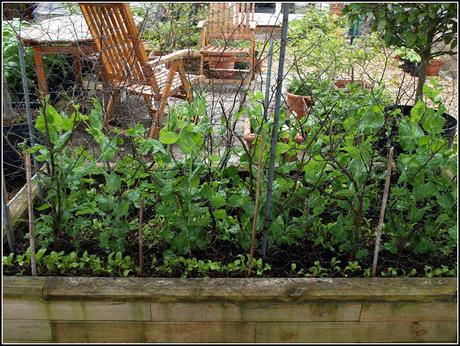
[248,134,265,276]
[25,150,37,276]
[3,176,16,253]
[261,3,291,257]
[138,197,144,275]
[372,147,394,277]
[263,39,274,120]
[18,39,44,200]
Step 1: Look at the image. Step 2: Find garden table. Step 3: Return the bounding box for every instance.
[18,15,97,97]
[18,14,144,98]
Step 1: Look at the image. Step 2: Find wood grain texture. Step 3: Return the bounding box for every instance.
[51,321,256,343]
[3,277,457,343]
[3,299,48,320]
[360,302,458,322]
[3,320,52,342]
[3,276,46,298]
[255,321,457,343]
[48,301,151,321]
[150,302,361,322]
[39,277,457,303]
[3,173,39,237]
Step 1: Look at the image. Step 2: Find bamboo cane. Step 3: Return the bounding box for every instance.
[25,150,37,276]
[138,197,144,275]
[372,147,394,277]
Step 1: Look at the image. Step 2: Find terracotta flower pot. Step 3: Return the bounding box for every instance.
[426,59,444,76]
[243,118,256,147]
[329,3,345,16]
[335,79,372,90]
[286,92,314,120]
[209,60,235,79]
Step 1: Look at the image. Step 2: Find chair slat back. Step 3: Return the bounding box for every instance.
[80,3,158,90]
[207,2,254,40]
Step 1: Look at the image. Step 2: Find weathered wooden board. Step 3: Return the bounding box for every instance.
[40,277,457,302]
[51,321,256,343]
[4,299,150,321]
[361,302,458,322]
[3,276,457,343]
[3,173,40,237]
[48,301,151,321]
[3,299,48,320]
[3,276,46,298]
[150,302,361,322]
[3,320,52,342]
[255,321,457,343]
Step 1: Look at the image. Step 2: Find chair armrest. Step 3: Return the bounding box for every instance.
[147,49,201,66]
[197,19,208,29]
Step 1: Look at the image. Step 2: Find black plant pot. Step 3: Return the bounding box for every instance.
[386,105,457,143]
[400,59,420,77]
[2,123,42,184]
[377,105,458,156]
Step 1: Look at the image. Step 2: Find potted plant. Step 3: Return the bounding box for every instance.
[285,77,315,120]
[329,2,346,16]
[335,79,372,89]
[426,58,445,76]
[344,3,457,100]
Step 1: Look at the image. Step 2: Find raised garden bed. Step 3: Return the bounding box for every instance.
[3,276,456,343]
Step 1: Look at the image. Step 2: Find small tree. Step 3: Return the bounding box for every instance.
[344,3,457,101]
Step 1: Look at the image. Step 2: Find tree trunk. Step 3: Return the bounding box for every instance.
[415,48,431,102]
[415,58,428,101]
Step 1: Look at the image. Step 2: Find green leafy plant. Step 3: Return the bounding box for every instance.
[287,77,315,96]
[141,3,206,53]
[344,3,457,100]
[8,82,456,279]
[394,47,421,63]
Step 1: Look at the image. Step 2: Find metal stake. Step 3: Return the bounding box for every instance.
[261,3,290,257]
[18,37,44,199]
[263,39,274,119]
[18,39,38,154]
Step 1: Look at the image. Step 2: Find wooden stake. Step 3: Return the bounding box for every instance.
[372,147,394,277]
[248,134,264,276]
[24,150,37,276]
[138,197,144,275]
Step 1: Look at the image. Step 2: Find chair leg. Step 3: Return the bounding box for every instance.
[200,54,205,79]
[149,62,179,139]
[143,94,157,119]
[177,60,193,103]
[149,97,168,139]
[143,95,159,137]
[104,91,120,128]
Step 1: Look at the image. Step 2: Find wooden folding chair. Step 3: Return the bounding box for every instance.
[80,3,201,138]
[199,3,256,84]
